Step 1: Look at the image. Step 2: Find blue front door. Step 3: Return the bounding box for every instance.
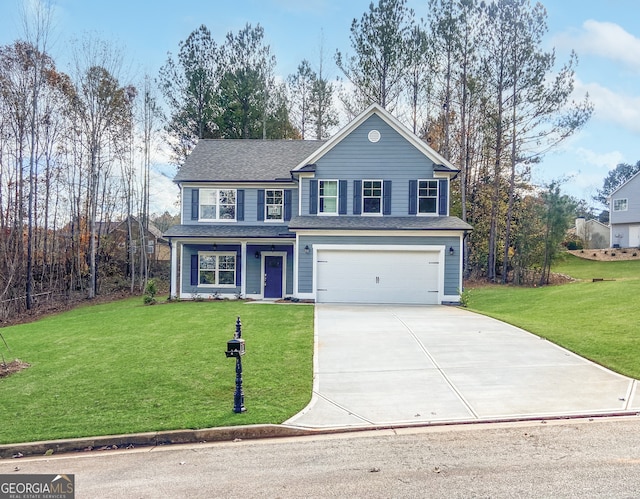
[264,256,283,298]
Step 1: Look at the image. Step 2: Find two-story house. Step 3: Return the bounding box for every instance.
[164,104,472,305]
[609,171,640,248]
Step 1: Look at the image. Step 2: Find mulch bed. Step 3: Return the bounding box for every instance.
[0,359,30,379]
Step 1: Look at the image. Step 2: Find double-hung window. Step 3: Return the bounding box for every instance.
[319,180,338,214]
[199,189,236,221]
[362,180,382,214]
[265,189,284,221]
[418,180,438,215]
[613,198,628,212]
[198,252,236,286]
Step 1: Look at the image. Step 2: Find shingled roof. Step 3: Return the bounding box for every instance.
[288,216,473,231]
[174,139,326,183]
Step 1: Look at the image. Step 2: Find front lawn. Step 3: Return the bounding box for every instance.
[0,299,314,445]
[467,255,640,379]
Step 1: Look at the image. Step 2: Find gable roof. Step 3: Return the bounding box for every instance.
[174,139,326,183]
[292,103,458,173]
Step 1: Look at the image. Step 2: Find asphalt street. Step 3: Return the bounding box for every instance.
[2,417,640,498]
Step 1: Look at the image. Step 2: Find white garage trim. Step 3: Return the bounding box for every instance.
[312,244,445,304]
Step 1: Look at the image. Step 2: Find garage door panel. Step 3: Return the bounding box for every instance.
[316,249,440,305]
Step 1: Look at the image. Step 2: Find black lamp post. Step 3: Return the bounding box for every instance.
[225,316,246,413]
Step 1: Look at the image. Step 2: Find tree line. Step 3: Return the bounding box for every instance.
[0,0,613,320]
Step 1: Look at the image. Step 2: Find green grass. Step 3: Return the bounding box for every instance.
[0,299,314,445]
[467,254,640,379]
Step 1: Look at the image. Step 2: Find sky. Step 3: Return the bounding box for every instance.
[1,0,639,215]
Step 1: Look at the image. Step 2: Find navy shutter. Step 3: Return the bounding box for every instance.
[236,250,241,286]
[409,180,418,215]
[257,190,265,221]
[438,179,448,215]
[190,254,198,286]
[383,180,392,215]
[353,180,362,215]
[237,190,244,221]
[338,180,347,215]
[191,189,199,220]
[284,189,292,221]
[309,180,318,215]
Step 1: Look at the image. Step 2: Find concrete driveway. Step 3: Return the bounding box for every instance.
[286,305,639,428]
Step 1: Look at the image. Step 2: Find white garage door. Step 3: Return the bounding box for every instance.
[316,248,440,304]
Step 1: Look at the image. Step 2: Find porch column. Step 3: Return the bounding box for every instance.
[170,240,179,298]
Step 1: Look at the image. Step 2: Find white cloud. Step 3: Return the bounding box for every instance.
[556,20,640,71]
[575,79,640,134]
[574,147,626,171]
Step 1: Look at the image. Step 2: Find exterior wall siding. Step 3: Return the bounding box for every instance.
[300,115,440,217]
[297,235,461,296]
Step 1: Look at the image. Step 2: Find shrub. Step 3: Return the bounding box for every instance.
[143,279,157,305]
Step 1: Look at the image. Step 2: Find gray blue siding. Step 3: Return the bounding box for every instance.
[301,115,443,217]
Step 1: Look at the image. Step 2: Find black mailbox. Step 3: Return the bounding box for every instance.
[225,338,245,358]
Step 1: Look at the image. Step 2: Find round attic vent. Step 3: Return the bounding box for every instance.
[368,129,381,143]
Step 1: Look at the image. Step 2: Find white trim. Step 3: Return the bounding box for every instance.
[312,244,445,304]
[417,179,439,216]
[264,188,285,222]
[261,251,287,299]
[170,241,179,298]
[292,104,458,173]
[240,242,247,297]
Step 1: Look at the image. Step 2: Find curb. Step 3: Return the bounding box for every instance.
[2,412,640,460]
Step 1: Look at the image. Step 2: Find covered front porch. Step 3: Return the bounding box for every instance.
[164,225,296,300]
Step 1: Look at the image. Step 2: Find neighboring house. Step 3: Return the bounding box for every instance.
[164,104,472,305]
[108,216,170,262]
[609,172,640,248]
[575,217,610,249]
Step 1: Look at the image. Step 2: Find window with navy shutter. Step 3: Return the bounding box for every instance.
[383,180,392,215]
[353,180,362,215]
[284,189,292,221]
[236,190,245,221]
[190,254,198,285]
[191,189,199,220]
[338,180,347,214]
[438,179,448,215]
[408,180,417,215]
[309,180,318,215]
[257,190,265,221]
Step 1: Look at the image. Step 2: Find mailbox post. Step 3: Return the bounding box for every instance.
[225,316,246,413]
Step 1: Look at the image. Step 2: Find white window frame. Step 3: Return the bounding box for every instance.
[613,198,628,212]
[362,179,383,215]
[418,179,439,215]
[319,180,339,215]
[199,188,237,221]
[265,189,284,221]
[198,252,236,287]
